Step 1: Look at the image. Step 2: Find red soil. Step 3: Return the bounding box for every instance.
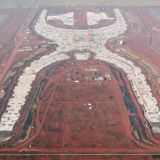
[0,155,155,160]
[0,6,160,159]
[13,61,139,153]
[47,6,115,29]
[124,7,160,68]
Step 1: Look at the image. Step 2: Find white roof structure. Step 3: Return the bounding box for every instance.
[74,52,91,60]
[34,9,160,133]
[0,8,159,135]
[47,12,74,26]
[34,9,127,53]
[0,50,69,132]
[87,12,115,25]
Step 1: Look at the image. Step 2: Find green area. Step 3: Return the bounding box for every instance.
[2,54,34,84]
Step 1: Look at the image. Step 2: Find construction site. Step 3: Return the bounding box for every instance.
[0,1,160,160]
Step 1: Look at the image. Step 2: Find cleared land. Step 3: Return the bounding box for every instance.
[0,4,160,160]
[0,155,156,160]
[17,61,137,152]
[0,9,29,55]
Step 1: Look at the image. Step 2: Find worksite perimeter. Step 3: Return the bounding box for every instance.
[0,1,160,160]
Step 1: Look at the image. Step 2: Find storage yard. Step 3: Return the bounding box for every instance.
[0,3,160,160]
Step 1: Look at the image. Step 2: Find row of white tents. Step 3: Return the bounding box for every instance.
[0,8,159,134]
[87,12,115,25]
[47,11,115,26]
[0,49,69,131]
[35,8,160,133]
[47,12,74,25]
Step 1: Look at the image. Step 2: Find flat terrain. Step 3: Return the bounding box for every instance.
[0,155,156,160]
[16,61,136,152]
[0,9,29,56]
[0,4,160,160]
